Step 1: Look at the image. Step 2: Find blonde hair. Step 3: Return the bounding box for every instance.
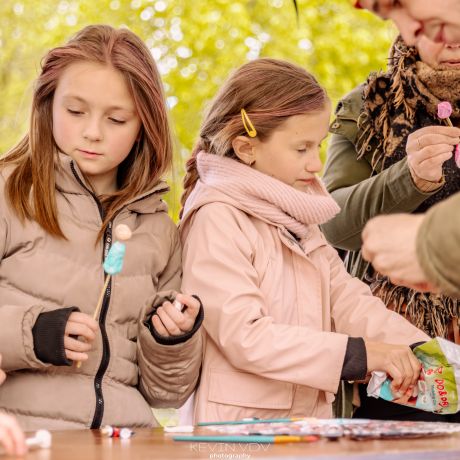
[181,58,327,214]
[2,25,172,239]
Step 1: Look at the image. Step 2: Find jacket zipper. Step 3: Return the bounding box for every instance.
[70,162,165,428]
[70,162,111,428]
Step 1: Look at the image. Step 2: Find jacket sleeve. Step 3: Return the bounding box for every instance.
[417,192,460,298]
[0,198,57,372]
[182,203,364,394]
[137,220,202,408]
[321,87,438,251]
[324,244,429,344]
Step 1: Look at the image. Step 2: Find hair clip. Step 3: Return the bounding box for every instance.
[241,109,257,138]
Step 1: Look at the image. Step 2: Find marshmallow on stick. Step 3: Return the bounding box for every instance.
[94,224,132,320]
[437,101,460,166]
[76,224,132,368]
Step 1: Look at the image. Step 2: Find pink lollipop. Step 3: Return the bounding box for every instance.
[437,101,453,121]
[437,102,459,167]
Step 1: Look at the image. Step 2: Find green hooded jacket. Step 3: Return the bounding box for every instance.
[321,84,441,282]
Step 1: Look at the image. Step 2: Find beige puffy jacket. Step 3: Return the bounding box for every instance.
[0,154,202,430]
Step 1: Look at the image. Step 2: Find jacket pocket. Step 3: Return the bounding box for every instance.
[208,368,293,410]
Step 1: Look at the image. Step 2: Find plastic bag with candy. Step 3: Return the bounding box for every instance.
[367,338,460,414]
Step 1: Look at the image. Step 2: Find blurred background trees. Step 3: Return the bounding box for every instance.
[0,0,396,218]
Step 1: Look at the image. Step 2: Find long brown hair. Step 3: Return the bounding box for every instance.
[2,25,172,239]
[180,58,327,214]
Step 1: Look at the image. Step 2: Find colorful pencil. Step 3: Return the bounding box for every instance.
[197,417,312,427]
[173,434,319,444]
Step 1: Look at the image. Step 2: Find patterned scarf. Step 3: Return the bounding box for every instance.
[193,151,340,239]
[355,36,460,339]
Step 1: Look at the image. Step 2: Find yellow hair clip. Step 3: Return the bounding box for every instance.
[241,109,257,138]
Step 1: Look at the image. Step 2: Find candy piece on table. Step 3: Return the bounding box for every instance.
[101,425,134,439]
[26,430,52,449]
[437,101,453,120]
[120,428,134,440]
[164,425,195,433]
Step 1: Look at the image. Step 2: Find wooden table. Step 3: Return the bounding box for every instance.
[5,428,460,459]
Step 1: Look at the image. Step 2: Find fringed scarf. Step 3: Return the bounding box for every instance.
[195,151,340,240]
[356,36,460,339]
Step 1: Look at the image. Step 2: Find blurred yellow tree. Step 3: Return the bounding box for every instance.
[0,0,396,219]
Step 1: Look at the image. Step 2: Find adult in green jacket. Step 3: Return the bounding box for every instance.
[321,35,460,421]
[356,0,460,296]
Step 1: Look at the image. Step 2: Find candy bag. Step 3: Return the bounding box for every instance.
[367,338,460,414]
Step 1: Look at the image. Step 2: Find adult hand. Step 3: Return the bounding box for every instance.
[361,213,433,288]
[0,412,27,457]
[64,312,99,361]
[365,341,421,397]
[151,293,201,337]
[406,125,460,183]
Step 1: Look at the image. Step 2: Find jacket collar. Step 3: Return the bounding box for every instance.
[55,153,170,214]
[180,180,328,256]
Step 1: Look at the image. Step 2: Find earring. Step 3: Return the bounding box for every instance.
[247,159,255,166]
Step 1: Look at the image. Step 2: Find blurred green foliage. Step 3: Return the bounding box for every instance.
[0,0,396,219]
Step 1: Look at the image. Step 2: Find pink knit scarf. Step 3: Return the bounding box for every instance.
[196,151,340,239]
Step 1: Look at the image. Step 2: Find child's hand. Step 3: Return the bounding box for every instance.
[365,341,421,398]
[65,312,99,361]
[151,294,201,337]
[0,354,5,386]
[0,412,27,456]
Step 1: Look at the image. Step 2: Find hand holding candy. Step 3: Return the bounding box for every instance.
[151,294,200,337]
[65,312,98,362]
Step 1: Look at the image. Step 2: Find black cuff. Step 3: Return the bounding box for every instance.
[340,337,367,381]
[410,341,426,350]
[145,295,204,346]
[32,307,80,366]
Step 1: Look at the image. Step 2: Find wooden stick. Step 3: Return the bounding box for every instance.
[92,275,111,321]
[75,275,111,369]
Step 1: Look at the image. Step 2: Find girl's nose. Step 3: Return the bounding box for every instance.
[83,117,103,142]
[307,153,323,174]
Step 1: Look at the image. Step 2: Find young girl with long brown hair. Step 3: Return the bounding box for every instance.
[0,24,203,431]
[180,58,429,423]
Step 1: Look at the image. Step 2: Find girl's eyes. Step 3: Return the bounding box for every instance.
[297,144,322,153]
[67,108,83,115]
[66,109,125,124]
[109,118,126,124]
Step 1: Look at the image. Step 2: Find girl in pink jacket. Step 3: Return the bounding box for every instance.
[0,25,203,430]
[180,58,429,423]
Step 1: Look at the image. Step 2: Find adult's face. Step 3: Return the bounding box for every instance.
[358,0,460,46]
